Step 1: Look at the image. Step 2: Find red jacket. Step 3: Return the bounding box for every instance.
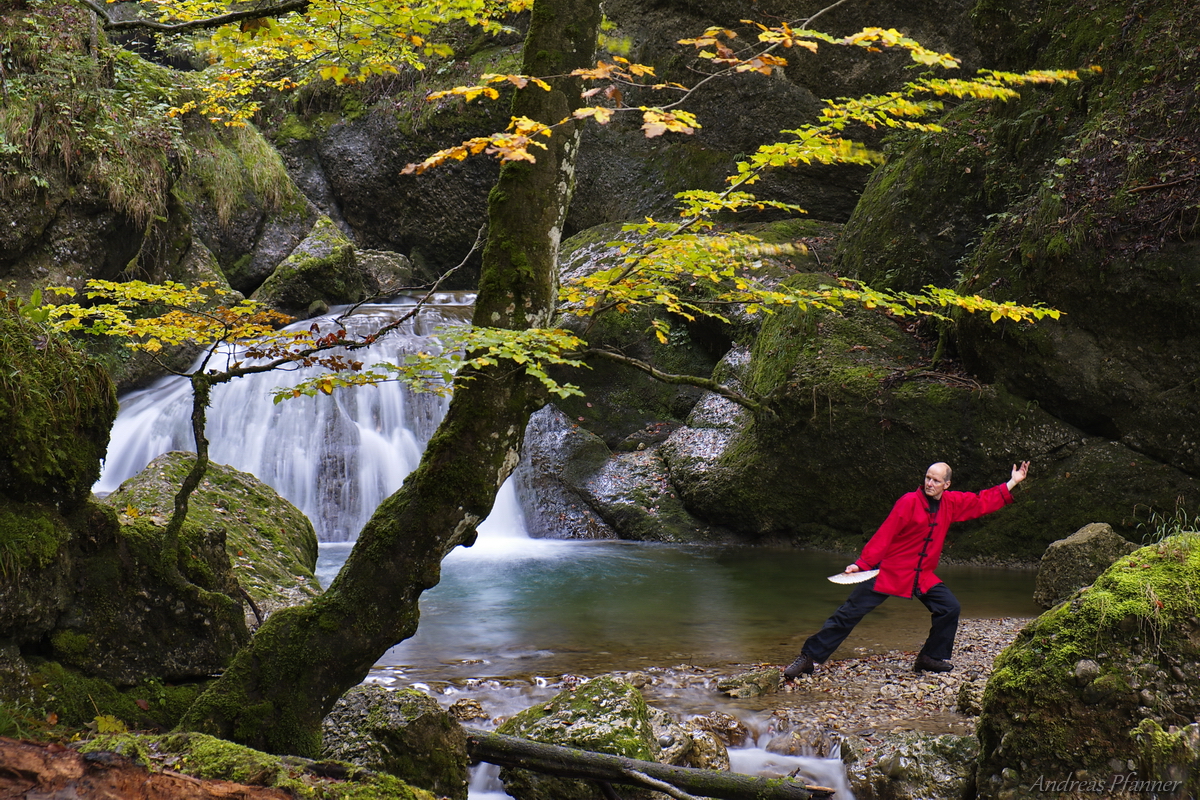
[853,483,1014,597]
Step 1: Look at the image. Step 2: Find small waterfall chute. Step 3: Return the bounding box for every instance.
[98,292,528,543]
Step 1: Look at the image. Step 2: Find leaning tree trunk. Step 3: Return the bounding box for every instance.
[177,0,601,756]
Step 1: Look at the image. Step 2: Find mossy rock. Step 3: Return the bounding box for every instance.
[46,503,250,684]
[834,0,1200,480]
[1033,522,1138,608]
[661,283,1200,559]
[497,675,659,800]
[79,731,437,799]
[13,658,206,731]
[976,533,1200,798]
[252,216,378,317]
[0,308,117,509]
[101,451,321,626]
[321,685,468,800]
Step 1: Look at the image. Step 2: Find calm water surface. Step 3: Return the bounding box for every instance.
[316,538,1039,685]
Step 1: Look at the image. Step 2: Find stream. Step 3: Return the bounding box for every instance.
[98,294,1041,799]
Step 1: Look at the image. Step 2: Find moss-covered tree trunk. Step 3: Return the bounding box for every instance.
[177,0,601,756]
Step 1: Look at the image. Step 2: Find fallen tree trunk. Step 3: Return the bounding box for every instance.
[466,729,836,800]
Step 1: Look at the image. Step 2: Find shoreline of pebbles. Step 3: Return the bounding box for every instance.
[763,617,1031,746]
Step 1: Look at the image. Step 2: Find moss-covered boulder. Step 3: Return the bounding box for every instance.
[100,451,321,627]
[321,685,468,800]
[252,216,379,317]
[661,283,1200,559]
[496,675,660,800]
[835,0,1200,482]
[1033,522,1138,608]
[77,731,437,799]
[0,309,117,509]
[976,533,1200,798]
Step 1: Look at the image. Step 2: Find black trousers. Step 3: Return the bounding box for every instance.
[801,578,961,662]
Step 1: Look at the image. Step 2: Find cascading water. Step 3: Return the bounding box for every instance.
[95,292,528,542]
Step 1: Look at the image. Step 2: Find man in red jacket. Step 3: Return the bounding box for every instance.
[784,460,1030,677]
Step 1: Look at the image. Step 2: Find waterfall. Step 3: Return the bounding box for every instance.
[96,292,528,542]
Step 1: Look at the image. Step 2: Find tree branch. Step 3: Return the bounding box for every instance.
[75,0,310,34]
[581,347,769,416]
[466,728,834,800]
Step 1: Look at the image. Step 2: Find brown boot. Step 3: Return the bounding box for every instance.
[913,653,953,673]
[783,654,816,678]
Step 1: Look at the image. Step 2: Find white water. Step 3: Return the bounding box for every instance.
[95,293,528,542]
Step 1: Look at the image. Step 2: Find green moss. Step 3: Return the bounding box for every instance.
[26,660,205,730]
[0,504,72,576]
[0,5,198,226]
[0,309,117,507]
[49,630,90,662]
[182,123,304,227]
[978,533,1200,784]
[78,732,436,799]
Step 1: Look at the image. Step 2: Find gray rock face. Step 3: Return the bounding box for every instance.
[322,685,469,800]
[514,405,618,540]
[844,731,979,800]
[1033,522,1138,608]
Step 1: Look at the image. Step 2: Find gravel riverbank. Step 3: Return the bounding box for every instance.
[764,617,1031,743]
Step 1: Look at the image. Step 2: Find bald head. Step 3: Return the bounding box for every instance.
[924,463,952,499]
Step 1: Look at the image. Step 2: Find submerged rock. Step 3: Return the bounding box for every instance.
[1033,522,1138,608]
[844,731,979,800]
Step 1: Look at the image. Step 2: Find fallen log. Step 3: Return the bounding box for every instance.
[465,728,836,800]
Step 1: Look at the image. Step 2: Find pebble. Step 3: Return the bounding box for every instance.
[768,617,1029,739]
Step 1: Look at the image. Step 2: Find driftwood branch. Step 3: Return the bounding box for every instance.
[466,728,835,800]
[74,0,310,34]
[581,347,770,417]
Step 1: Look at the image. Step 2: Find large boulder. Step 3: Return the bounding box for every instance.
[514,406,620,540]
[661,281,1200,559]
[251,215,380,316]
[496,675,660,800]
[100,452,321,627]
[835,0,1200,481]
[321,685,469,800]
[0,309,116,511]
[0,314,245,710]
[1033,522,1138,608]
[976,533,1200,798]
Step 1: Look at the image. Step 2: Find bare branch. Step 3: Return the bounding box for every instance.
[582,347,770,416]
[74,0,310,34]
